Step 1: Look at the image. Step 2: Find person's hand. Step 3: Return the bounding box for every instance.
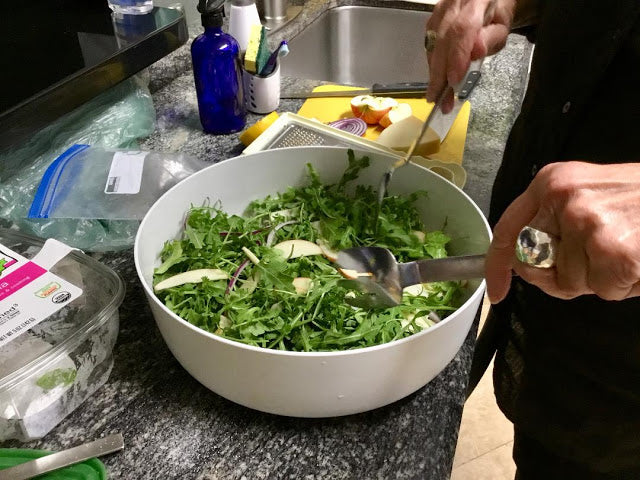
[425,0,514,113]
[486,162,640,303]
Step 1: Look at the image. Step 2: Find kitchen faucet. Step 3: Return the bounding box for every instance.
[255,0,300,30]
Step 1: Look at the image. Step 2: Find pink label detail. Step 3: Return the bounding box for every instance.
[0,258,17,271]
[0,262,47,301]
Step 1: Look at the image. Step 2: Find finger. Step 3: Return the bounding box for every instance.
[426,36,449,102]
[471,23,510,59]
[426,2,461,102]
[586,262,632,300]
[425,0,448,31]
[425,6,448,102]
[445,16,477,87]
[511,262,570,299]
[446,0,494,88]
[440,89,456,114]
[512,262,591,300]
[623,281,640,299]
[507,208,587,300]
[554,229,590,298]
[445,31,474,88]
[585,238,640,300]
[486,190,540,303]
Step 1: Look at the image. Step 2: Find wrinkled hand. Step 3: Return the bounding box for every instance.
[486,162,640,303]
[425,0,514,112]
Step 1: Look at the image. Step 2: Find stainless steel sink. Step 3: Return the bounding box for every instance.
[281,5,432,86]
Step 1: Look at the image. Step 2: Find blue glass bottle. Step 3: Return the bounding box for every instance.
[191,0,246,134]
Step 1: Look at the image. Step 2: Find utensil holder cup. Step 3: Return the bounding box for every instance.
[242,61,280,114]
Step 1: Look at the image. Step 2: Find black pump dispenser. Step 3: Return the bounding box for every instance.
[198,0,225,28]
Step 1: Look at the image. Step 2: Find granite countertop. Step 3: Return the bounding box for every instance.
[0,1,533,478]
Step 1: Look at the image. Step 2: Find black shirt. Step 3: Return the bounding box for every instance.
[488,0,640,475]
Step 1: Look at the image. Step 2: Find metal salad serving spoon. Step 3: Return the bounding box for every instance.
[337,226,557,309]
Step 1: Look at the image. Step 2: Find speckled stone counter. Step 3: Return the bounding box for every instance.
[0,2,533,478]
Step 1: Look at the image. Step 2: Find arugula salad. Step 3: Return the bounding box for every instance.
[153,151,463,352]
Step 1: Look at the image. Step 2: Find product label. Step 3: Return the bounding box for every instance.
[104,151,147,194]
[0,243,83,348]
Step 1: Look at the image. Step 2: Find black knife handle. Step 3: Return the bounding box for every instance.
[371,82,428,97]
[457,70,481,99]
[370,71,480,100]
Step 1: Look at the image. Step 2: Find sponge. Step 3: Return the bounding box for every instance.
[243,24,270,74]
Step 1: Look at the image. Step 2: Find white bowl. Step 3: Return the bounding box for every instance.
[134,147,491,417]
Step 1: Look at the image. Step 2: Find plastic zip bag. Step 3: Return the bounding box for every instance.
[28,144,206,220]
[0,74,190,252]
[0,75,155,181]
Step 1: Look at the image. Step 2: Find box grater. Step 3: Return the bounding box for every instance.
[243,112,398,153]
[268,124,356,149]
[242,112,467,188]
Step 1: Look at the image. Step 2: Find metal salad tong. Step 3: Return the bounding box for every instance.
[338,226,557,309]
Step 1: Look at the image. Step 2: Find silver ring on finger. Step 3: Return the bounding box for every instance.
[515,226,558,269]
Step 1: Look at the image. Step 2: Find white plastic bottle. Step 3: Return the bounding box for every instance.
[227,0,261,51]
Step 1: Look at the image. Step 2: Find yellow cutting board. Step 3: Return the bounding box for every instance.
[296,85,470,165]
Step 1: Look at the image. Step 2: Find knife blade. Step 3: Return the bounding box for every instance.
[428,70,482,142]
[280,82,429,99]
[0,433,124,480]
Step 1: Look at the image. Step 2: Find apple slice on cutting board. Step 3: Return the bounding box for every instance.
[376,115,441,157]
[350,95,398,125]
[379,103,413,128]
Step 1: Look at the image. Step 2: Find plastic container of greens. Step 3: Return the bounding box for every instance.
[0,229,125,441]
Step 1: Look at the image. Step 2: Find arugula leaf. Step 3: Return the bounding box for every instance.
[36,368,77,390]
[423,231,451,259]
[155,242,185,275]
[337,149,370,190]
[185,225,205,249]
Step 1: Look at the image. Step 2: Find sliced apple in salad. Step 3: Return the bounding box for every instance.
[154,268,228,291]
[412,230,426,243]
[338,268,374,280]
[273,239,324,259]
[316,238,339,262]
[292,277,313,294]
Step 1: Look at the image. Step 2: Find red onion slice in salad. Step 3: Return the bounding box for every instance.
[226,258,250,294]
[266,220,298,247]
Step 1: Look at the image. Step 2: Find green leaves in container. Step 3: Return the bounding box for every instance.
[36,367,77,391]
